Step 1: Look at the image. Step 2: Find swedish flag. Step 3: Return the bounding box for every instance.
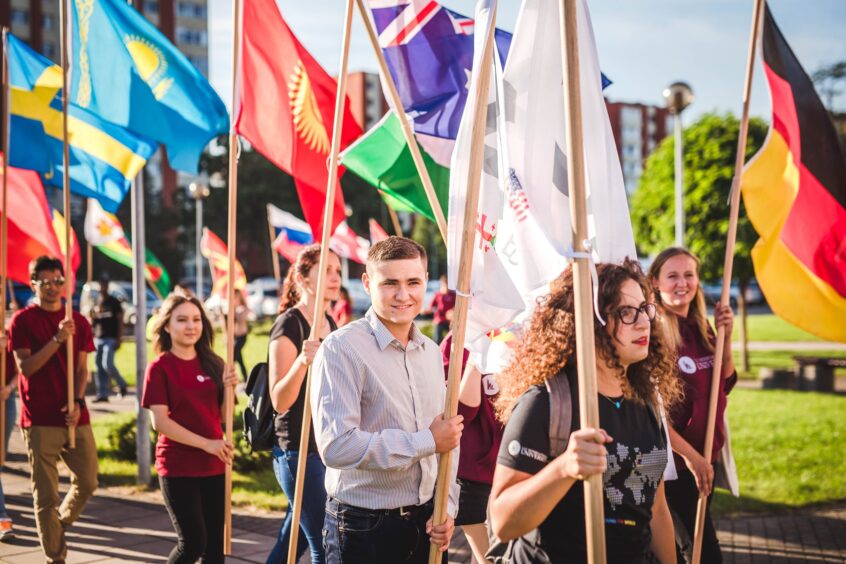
[71,0,228,173]
[8,34,156,213]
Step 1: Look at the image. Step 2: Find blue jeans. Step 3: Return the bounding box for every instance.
[267,447,326,564]
[322,498,445,564]
[0,391,17,519]
[94,337,127,399]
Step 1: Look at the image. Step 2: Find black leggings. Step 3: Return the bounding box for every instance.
[664,461,722,564]
[234,334,248,380]
[159,474,225,564]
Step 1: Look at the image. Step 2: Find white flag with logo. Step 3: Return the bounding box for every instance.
[84,199,125,246]
[447,0,524,345]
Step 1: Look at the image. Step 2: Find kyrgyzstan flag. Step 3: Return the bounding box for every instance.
[236,0,363,241]
[741,5,846,343]
[0,157,81,286]
[200,228,247,298]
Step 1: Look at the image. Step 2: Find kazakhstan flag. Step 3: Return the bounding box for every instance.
[71,0,228,173]
[7,33,156,213]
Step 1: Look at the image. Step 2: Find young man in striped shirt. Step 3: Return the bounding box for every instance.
[311,236,463,564]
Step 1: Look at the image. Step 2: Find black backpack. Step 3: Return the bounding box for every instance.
[242,362,276,452]
[242,312,307,452]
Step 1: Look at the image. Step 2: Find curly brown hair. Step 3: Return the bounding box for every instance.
[495,259,681,423]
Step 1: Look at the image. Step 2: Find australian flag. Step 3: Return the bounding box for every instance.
[367,1,611,142]
[367,0,512,140]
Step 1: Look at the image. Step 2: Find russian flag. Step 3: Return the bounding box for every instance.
[266,204,314,245]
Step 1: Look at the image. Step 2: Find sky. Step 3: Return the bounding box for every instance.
[208,0,846,122]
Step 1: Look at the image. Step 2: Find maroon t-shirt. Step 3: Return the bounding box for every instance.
[669,313,737,461]
[142,353,225,478]
[9,305,95,428]
[430,291,456,325]
[441,334,504,485]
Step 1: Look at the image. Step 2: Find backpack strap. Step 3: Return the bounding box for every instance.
[545,370,573,459]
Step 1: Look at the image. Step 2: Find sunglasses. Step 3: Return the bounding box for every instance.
[32,277,66,289]
[614,303,657,325]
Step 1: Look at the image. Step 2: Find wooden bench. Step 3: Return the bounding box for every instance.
[793,356,845,392]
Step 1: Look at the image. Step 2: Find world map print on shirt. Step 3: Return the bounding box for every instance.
[604,441,668,511]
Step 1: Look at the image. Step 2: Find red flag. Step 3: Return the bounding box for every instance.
[368,218,389,244]
[200,228,247,298]
[0,160,81,286]
[237,0,362,241]
[330,222,370,265]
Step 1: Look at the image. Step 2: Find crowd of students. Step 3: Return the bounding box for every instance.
[0,237,738,564]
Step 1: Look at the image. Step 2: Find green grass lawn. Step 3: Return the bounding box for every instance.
[727,313,824,342]
[712,388,846,514]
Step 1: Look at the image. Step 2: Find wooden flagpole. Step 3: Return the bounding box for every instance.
[354,0,448,244]
[0,27,9,467]
[692,0,764,561]
[223,0,244,553]
[267,212,281,284]
[560,1,606,562]
[427,4,498,563]
[387,204,403,236]
[59,0,75,449]
[286,1,355,562]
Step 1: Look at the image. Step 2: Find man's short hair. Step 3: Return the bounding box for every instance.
[29,256,64,280]
[367,236,427,267]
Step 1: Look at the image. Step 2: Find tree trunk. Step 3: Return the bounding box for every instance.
[738,281,750,373]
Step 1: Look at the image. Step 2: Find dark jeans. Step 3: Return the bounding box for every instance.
[323,498,447,564]
[267,447,326,563]
[665,460,722,564]
[234,334,248,380]
[159,474,225,564]
[94,337,127,399]
[433,322,450,344]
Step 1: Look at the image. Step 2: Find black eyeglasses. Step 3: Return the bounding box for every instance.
[32,277,65,289]
[615,303,657,325]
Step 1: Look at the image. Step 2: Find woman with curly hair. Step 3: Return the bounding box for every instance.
[489,259,681,563]
[649,248,736,563]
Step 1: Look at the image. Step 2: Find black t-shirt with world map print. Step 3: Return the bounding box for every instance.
[497,370,668,564]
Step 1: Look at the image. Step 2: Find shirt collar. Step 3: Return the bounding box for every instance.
[365,308,426,351]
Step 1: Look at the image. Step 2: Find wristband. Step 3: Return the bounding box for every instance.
[74,398,86,408]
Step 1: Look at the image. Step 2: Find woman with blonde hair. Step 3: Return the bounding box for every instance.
[142,292,237,564]
[490,259,680,563]
[266,244,342,563]
[649,247,736,563]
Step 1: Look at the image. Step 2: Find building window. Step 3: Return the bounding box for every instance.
[10,10,28,25]
[43,42,56,58]
[145,0,159,15]
[42,14,54,30]
[177,1,207,18]
[176,27,207,46]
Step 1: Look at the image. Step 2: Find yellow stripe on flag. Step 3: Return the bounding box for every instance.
[742,129,846,342]
[11,66,148,179]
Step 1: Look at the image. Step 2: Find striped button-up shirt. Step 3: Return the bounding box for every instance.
[311,308,459,517]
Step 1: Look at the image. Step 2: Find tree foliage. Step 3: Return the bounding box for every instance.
[630,113,768,283]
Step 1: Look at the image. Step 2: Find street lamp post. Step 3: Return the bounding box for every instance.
[188,182,210,299]
[663,81,694,248]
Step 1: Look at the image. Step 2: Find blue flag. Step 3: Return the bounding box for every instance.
[70,0,228,173]
[7,33,156,213]
[367,0,611,141]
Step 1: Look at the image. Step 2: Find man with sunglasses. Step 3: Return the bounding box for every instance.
[9,256,97,563]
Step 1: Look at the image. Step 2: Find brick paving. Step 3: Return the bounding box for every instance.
[1,392,844,563]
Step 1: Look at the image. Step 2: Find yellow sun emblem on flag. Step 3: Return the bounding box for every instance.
[124,35,173,100]
[288,61,330,154]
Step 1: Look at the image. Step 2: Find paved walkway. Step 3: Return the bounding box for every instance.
[1,392,845,563]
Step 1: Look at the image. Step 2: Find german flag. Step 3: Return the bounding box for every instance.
[741,5,846,343]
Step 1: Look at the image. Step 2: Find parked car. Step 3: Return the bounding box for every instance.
[701,280,765,308]
[246,277,281,320]
[80,281,162,327]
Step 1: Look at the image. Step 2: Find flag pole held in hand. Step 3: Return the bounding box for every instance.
[692,0,763,561]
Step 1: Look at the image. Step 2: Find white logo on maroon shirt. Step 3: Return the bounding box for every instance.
[196,375,207,383]
[482,374,499,395]
[678,356,697,374]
